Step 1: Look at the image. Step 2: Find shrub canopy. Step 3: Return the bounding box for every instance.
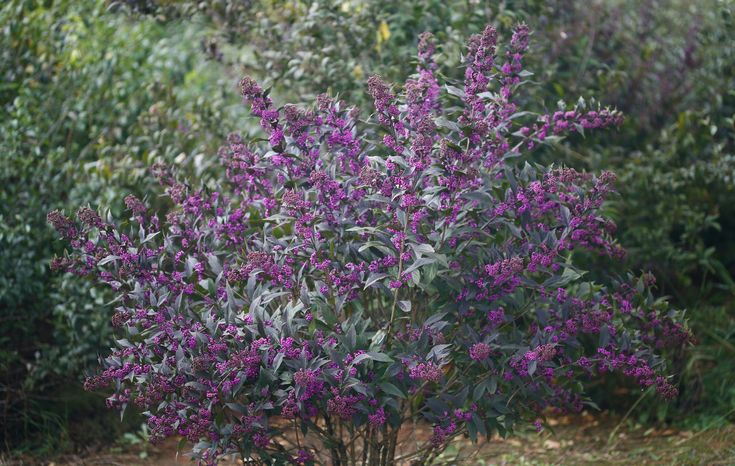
[51,24,689,464]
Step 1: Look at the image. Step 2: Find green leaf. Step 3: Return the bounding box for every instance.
[445,85,466,99]
[366,351,394,362]
[434,116,462,132]
[364,272,388,289]
[379,382,406,399]
[398,300,411,313]
[410,243,435,256]
[403,257,435,276]
[473,381,486,401]
[98,255,120,266]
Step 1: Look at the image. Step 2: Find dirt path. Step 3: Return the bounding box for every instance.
[22,412,735,466]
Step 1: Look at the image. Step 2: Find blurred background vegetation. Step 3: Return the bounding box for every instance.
[1,0,733,458]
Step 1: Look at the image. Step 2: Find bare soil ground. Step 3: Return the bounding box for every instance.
[10,412,735,466]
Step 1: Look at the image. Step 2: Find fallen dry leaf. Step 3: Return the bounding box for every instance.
[543,439,561,449]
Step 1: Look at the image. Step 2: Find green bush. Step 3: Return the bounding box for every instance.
[535,0,735,422]
[0,0,245,453]
[526,0,735,421]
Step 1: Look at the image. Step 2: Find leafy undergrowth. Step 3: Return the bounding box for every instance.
[13,412,733,466]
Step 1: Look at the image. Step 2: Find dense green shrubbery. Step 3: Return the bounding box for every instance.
[530,0,735,422]
[529,0,735,292]
[0,0,246,452]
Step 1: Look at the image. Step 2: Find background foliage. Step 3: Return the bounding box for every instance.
[1,0,733,458]
[0,0,246,453]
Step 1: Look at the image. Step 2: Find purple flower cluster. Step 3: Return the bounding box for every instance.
[409,362,444,383]
[49,24,689,464]
[469,342,492,361]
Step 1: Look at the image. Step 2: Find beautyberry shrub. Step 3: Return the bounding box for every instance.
[50,25,689,465]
